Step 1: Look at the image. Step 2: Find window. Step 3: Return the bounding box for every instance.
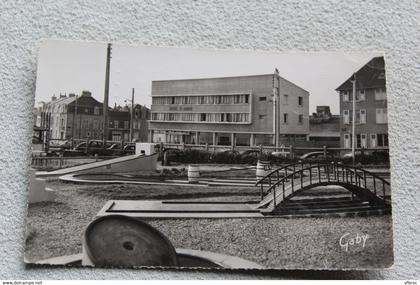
[376,108,388,124]
[359,109,366,124]
[370,134,377,148]
[114,120,119,128]
[341,91,349,102]
[360,134,367,148]
[283,94,289,105]
[343,110,350,124]
[298,96,303,106]
[124,121,129,129]
[283,113,288,124]
[259,97,267,102]
[298,114,303,124]
[375,88,387,100]
[358,90,365,101]
[259,114,267,119]
[94,106,100,115]
[377,134,389,147]
[344,133,351,148]
[356,134,361,148]
[200,113,207,122]
[226,113,232,122]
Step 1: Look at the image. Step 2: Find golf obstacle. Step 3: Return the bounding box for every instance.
[36,215,264,269]
[28,168,56,203]
[36,153,158,177]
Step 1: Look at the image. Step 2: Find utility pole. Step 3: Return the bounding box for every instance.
[71,95,78,147]
[351,73,356,165]
[130,88,134,142]
[103,43,112,148]
[273,68,280,149]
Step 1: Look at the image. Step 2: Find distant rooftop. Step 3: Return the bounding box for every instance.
[336,56,385,91]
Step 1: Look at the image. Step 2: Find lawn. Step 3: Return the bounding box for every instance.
[25,177,393,269]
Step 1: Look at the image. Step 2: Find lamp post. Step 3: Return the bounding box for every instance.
[125,88,135,142]
[350,73,356,165]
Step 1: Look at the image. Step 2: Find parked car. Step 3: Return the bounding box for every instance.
[123,144,136,155]
[298,151,336,163]
[342,150,389,165]
[69,141,114,156]
[49,140,73,156]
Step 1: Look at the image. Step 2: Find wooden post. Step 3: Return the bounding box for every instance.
[163,151,167,166]
[159,142,164,158]
[85,137,89,154]
[323,145,327,160]
[59,153,63,169]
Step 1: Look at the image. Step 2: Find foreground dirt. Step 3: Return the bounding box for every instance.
[25,179,393,269]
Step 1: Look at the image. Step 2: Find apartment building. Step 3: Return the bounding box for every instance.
[336,57,388,149]
[36,91,150,142]
[149,70,309,146]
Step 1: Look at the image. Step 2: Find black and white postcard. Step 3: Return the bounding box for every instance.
[26,39,393,270]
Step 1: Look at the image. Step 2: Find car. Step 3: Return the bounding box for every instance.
[73,141,114,156]
[123,144,135,155]
[298,151,335,163]
[342,150,389,164]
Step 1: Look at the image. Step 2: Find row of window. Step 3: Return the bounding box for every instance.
[343,133,388,148]
[340,88,387,102]
[151,112,250,123]
[343,108,387,124]
[258,95,304,106]
[152,94,250,105]
[110,120,129,129]
[282,113,304,125]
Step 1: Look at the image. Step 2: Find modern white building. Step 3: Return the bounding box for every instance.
[149,70,310,147]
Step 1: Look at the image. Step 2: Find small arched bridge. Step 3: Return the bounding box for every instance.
[255,162,391,214]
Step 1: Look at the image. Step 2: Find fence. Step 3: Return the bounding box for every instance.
[30,155,116,171]
[161,143,389,157]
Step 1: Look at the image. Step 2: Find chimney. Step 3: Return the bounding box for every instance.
[51,95,57,101]
[69,93,75,97]
[60,94,66,98]
[81,90,92,97]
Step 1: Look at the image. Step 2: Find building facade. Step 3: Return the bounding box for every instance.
[336,57,388,149]
[108,104,150,142]
[308,106,340,148]
[149,71,310,146]
[38,91,104,141]
[36,91,150,143]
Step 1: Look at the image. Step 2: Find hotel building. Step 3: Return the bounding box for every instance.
[149,70,309,147]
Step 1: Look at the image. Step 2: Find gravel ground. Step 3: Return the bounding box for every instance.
[25,177,393,269]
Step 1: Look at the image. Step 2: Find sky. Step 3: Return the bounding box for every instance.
[35,39,382,114]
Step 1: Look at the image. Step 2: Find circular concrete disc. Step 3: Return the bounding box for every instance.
[84,215,178,267]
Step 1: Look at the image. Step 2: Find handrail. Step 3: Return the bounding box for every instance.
[259,162,390,208]
[255,162,305,186]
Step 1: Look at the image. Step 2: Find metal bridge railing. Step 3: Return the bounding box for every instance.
[256,162,390,209]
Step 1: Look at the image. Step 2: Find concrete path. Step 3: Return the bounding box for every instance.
[97,200,264,218]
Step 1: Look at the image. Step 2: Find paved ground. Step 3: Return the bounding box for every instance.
[25,173,394,269]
